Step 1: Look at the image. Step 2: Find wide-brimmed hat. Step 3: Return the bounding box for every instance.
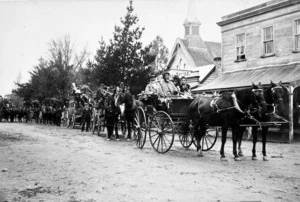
[162,71,170,76]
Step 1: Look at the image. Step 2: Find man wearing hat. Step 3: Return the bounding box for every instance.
[160,71,178,96]
[145,75,162,95]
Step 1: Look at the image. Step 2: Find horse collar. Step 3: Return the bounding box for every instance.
[231,92,245,114]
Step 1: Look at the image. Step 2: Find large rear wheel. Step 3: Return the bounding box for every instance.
[149,111,174,153]
[133,107,147,149]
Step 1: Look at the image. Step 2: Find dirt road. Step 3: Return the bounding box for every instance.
[0,123,300,201]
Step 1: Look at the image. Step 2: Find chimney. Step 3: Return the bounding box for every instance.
[214,57,222,76]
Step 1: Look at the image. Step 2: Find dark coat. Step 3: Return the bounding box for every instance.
[82,108,92,119]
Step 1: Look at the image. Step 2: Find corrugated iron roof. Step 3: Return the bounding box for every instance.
[192,62,300,92]
[180,39,221,67]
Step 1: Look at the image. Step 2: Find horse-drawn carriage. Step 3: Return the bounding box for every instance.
[66,95,84,129]
[132,94,218,153]
[132,82,289,160]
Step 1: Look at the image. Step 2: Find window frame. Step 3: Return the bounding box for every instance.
[235,32,246,62]
[293,19,300,52]
[261,25,275,57]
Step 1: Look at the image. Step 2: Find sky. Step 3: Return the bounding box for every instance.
[0,0,267,96]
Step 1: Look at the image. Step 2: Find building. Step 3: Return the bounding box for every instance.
[193,0,300,142]
[166,0,221,89]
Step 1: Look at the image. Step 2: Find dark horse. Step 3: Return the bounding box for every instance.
[115,92,143,140]
[238,81,288,161]
[103,92,120,140]
[188,83,267,160]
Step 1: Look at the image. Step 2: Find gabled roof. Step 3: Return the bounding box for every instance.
[167,38,221,69]
[192,62,300,93]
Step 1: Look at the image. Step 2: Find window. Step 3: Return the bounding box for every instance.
[263,26,274,55]
[295,19,300,51]
[192,26,199,35]
[236,33,246,61]
[179,59,182,69]
[185,26,189,36]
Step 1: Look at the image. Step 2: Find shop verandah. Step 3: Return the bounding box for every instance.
[192,62,300,143]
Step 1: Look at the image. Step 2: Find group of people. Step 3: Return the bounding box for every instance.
[143,71,192,98]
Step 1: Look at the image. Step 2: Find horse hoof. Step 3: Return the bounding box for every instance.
[238,151,244,157]
[252,156,258,161]
[263,156,269,161]
[234,157,242,161]
[220,157,227,161]
[197,152,204,157]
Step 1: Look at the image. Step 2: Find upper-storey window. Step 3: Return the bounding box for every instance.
[295,19,300,51]
[263,26,274,56]
[236,33,246,61]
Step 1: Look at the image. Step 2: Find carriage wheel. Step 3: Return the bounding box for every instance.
[149,111,174,154]
[72,115,76,129]
[133,107,147,149]
[193,127,219,151]
[179,123,193,148]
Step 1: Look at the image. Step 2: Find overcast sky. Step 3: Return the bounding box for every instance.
[0,0,267,96]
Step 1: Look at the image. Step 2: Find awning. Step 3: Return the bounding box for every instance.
[192,62,300,93]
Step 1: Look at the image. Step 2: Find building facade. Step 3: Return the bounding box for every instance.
[218,0,300,73]
[193,0,300,142]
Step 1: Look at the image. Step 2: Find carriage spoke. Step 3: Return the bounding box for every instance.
[206,134,213,145]
[156,137,161,152]
[204,136,209,150]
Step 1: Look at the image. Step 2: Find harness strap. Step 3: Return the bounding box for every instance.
[231,92,244,114]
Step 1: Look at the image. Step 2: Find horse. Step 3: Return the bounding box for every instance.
[115,92,143,140]
[103,92,120,140]
[188,83,267,161]
[238,81,289,161]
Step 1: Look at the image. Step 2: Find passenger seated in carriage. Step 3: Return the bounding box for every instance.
[139,75,162,106]
[179,76,192,99]
[160,71,178,97]
[116,82,125,94]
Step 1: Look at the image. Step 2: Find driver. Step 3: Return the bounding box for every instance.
[160,71,178,97]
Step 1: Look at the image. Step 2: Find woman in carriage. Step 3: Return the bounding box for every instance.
[179,76,192,99]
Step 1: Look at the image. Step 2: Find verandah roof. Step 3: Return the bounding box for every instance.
[192,62,300,93]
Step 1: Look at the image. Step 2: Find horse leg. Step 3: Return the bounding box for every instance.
[198,125,207,157]
[232,126,241,161]
[127,120,131,140]
[252,127,258,160]
[193,122,201,157]
[114,118,119,140]
[220,126,228,160]
[262,126,269,161]
[238,127,246,157]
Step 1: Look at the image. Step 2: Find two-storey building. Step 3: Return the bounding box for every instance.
[193,0,300,142]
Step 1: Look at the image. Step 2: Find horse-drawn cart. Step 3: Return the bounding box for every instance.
[133,95,218,153]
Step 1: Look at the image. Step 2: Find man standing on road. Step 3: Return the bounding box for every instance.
[81,103,92,132]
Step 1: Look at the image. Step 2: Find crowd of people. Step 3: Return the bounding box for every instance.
[0,95,64,125]
[0,71,193,141]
